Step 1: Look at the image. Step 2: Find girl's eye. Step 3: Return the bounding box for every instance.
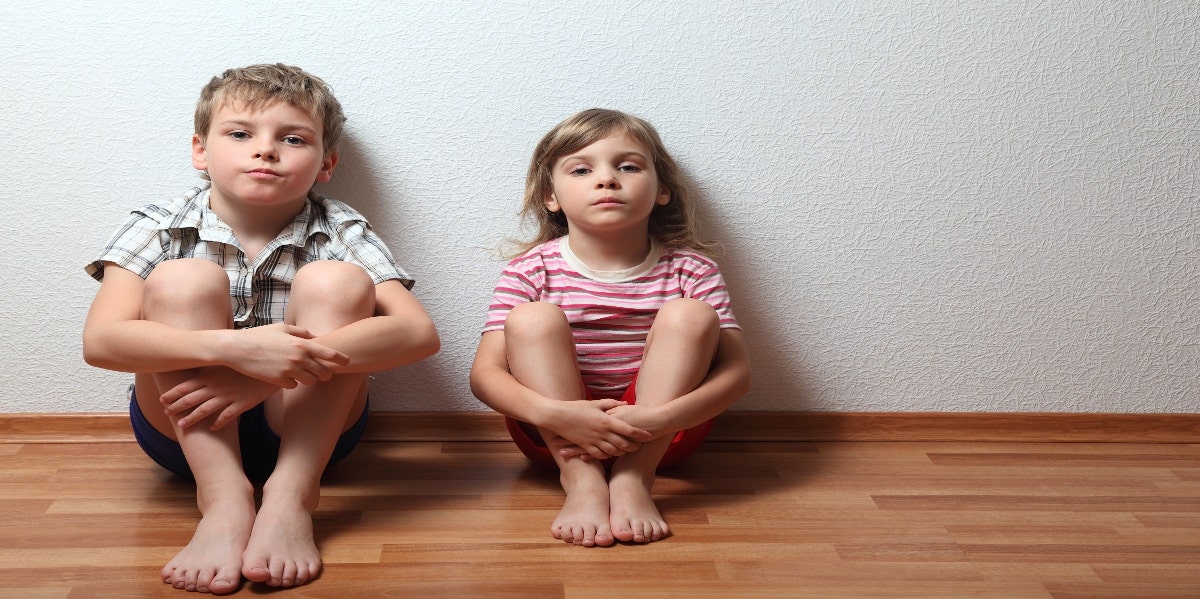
[568,166,591,176]
[619,163,641,172]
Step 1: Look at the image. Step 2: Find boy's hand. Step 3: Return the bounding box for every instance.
[225,323,349,387]
[549,399,653,460]
[161,367,279,431]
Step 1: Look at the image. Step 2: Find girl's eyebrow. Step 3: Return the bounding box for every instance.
[560,149,649,163]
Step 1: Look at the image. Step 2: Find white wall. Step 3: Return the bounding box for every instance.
[1,1,1196,414]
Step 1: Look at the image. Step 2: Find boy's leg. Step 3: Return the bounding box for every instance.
[609,299,719,543]
[242,261,372,587]
[505,302,615,547]
[138,259,256,595]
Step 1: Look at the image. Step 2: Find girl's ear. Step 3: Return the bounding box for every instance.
[656,184,671,206]
[544,193,561,213]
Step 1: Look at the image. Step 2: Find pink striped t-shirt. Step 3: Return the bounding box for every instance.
[483,236,740,397]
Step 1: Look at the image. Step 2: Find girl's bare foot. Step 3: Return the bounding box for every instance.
[608,469,669,543]
[162,496,255,594]
[241,496,321,587]
[551,464,615,547]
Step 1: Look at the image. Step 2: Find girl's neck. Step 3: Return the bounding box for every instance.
[563,227,654,272]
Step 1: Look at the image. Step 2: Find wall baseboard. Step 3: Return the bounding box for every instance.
[1,411,1197,444]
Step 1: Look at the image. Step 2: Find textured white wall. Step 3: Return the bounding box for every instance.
[1,1,1196,414]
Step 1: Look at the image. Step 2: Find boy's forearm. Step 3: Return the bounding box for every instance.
[313,314,439,374]
[83,321,227,374]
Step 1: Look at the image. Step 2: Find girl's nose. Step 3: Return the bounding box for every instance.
[595,174,619,189]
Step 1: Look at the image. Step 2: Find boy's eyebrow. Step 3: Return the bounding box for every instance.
[216,119,320,134]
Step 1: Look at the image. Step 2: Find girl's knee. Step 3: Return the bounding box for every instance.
[504,301,570,341]
[655,299,719,334]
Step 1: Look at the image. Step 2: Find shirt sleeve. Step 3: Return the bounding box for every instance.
[677,252,741,330]
[330,220,415,289]
[482,253,545,333]
[84,207,173,282]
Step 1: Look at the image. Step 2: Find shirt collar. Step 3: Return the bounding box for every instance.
[158,185,333,249]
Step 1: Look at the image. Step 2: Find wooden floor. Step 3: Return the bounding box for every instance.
[1,432,1198,597]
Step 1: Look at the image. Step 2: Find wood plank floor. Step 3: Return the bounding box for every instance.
[1,436,1197,598]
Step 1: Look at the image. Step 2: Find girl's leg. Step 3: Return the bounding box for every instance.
[609,299,719,543]
[505,302,615,547]
[139,259,255,595]
[243,261,373,587]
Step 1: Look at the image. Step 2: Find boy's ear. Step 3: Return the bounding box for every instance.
[315,151,338,184]
[191,134,208,171]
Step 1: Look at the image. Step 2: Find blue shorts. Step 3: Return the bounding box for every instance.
[129,387,368,482]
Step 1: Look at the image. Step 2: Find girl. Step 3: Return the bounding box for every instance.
[469,108,751,548]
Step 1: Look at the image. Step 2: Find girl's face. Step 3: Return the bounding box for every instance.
[544,133,670,238]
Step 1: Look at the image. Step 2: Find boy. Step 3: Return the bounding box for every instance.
[82,63,439,594]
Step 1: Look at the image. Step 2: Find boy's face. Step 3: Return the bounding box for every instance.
[192,99,336,212]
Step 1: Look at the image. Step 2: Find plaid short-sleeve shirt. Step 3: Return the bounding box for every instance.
[86,184,413,329]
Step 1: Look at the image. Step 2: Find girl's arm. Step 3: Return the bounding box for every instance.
[608,328,752,439]
[470,330,652,459]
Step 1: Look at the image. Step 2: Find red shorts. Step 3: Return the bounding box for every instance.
[504,380,713,471]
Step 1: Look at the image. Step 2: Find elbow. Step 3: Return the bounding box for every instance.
[81,331,111,370]
[415,318,441,360]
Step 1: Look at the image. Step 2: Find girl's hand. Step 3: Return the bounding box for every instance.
[549,399,653,460]
[604,403,671,440]
[160,367,279,431]
[224,324,349,386]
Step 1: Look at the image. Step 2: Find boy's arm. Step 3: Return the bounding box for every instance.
[157,278,437,431]
[82,263,348,386]
[469,330,652,459]
[607,328,752,439]
[306,279,440,373]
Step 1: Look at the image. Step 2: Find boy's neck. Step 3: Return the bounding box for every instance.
[563,227,654,272]
[206,189,309,261]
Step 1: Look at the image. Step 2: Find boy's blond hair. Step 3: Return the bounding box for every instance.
[194,63,346,154]
[515,108,715,257]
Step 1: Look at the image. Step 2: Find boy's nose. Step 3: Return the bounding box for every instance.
[254,144,278,160]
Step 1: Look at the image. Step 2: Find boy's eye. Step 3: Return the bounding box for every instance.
[283,136,305,146]
[229,131,250,140]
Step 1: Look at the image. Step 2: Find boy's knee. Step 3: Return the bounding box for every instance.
[505,302,569,341]
[290,261,375,316]
[143,259,229,313]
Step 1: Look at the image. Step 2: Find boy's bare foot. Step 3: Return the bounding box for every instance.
[608,470,669,543]
[162,497,255,594]
[551,470,615,547]
[241,497,321,587]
